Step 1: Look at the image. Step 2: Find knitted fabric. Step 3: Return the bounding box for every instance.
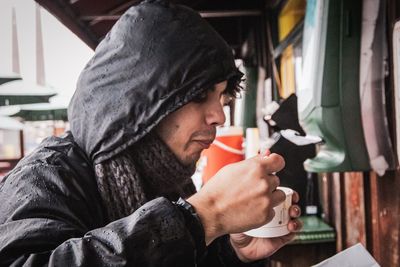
[94,131,197,222]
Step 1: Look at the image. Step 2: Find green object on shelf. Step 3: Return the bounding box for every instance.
[291,216,335,244]
[298,0,370,172]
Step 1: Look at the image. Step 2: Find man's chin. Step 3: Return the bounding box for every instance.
[181,151,202,167]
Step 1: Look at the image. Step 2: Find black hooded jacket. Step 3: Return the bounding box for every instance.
[0,1,263,266]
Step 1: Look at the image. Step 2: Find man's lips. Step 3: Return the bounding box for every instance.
[193,139,214,149]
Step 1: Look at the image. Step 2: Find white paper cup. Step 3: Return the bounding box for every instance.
[245,186,293,238]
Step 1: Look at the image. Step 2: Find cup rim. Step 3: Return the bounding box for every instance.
[276,186,293,196]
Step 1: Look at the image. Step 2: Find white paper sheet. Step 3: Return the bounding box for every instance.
[313,243,380,267]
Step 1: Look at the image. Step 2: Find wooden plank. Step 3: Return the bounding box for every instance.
[19,130,24,158]
[367,171,381,263]
[377,0,400,265]
[343,172,366,247]
[270,242,336,267]
[397,175,400,266]
[319,173,331,221]
[332,172,344,251]
[375,171,400,266]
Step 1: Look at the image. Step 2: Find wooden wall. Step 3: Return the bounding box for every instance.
[320,171,399,266]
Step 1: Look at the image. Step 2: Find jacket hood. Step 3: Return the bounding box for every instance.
[68,0,242,164]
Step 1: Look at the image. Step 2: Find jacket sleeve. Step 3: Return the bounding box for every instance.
[0,162,205,267]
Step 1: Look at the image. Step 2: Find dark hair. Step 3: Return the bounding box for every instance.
[225,75,245,98]
[192,75,244,104]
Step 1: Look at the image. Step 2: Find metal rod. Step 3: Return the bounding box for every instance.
[80,9,262,22]
[199,10,262,18]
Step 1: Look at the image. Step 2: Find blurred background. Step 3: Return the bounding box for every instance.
[0,0,93,169]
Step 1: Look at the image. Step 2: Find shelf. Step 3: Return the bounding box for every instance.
[291,215,336,245]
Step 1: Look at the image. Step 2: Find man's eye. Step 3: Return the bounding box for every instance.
[193,91,208,103]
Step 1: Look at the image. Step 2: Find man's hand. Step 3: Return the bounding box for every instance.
[229,192,302,262]
[187,153,286,245]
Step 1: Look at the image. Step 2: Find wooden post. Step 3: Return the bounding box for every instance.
[343,172,366,247]
[319,173,330,221]
[367,171,400,266]
[332,172,344,252]
[19,130,24,158]
[367,171,381,263]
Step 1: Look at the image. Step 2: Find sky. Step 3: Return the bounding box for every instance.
[0,0,94,104]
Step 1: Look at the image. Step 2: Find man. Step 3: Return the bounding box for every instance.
[0,1,301,266]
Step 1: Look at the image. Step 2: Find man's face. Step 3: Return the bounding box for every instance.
[156,80,231,165]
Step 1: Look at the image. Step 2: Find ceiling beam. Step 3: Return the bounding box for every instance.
[81,9,262,23]
[35,0,98,49]
[87,0,140,26]
[81,15,120,21]
[200,10,262,18]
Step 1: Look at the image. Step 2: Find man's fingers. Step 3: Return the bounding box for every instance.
[289,205,301,218]
[292,191,300,203]
[260,153,285,174]
[265,174,280,192]
[288,218,302,232]
[270,189,286,207]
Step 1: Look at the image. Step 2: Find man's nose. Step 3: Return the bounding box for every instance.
[205,103,226,126]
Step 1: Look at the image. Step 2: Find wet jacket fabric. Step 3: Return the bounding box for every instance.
[0,134,257,266]
[0,0,265,266]
[68,0,242,165]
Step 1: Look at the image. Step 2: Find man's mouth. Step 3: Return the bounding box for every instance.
[193,139,214,149]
